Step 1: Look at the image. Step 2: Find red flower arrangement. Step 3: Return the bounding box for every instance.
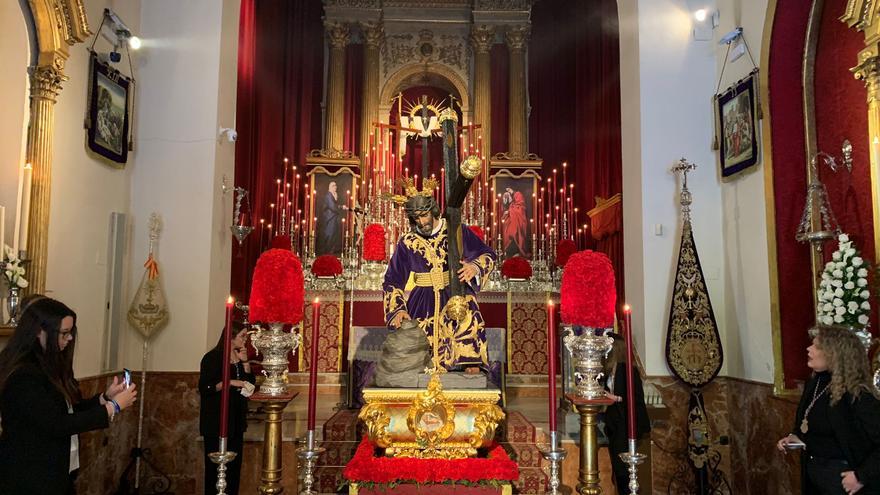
[555,239,577,268]
[343,436,519,485]
[311,254,343,277]
[501,256,532,279]
[468,225,486,243]
[249,249,304,324]
[270,235,291,250]
[363,224,387,262]
[560,250,616,328]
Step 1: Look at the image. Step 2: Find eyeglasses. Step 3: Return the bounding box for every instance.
[58,329,75,340]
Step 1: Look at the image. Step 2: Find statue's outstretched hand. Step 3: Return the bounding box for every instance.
[391,311,411,328]
[458,261,479,282]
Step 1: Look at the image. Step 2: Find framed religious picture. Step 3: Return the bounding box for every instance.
[716,69,760,179]
[491,169,539,259]
[86,52,132,167]
[308,166,359,257]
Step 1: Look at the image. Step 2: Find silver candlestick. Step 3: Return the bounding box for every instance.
[297,430,325,495]
[539,430,567,495]
[618,439,647,494]
[208,437,238,495]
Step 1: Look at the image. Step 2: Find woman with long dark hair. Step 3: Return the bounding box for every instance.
[777,326,880,494]
[199,322,255,494]
[0,296,138,494]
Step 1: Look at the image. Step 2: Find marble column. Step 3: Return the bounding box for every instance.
[25,65,67,293]
[359,23,383,164]
[506,25,530,156]
[471,25,495,160]
[325,22,351,153]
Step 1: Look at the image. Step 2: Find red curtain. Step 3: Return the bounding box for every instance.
[231,0,325,300]
[530,0,625,307]
[343,44,363,156]
[490,43,509,155]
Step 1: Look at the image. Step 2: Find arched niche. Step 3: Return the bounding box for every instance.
[379,63,471,125]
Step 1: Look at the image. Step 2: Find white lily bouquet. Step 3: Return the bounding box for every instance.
[817,234,870,327]
[2,244,28,289]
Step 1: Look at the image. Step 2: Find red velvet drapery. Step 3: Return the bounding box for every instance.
[530,0,624,306]
[490,43,509,155]
[231,0,324,300]
[344,44,363,157]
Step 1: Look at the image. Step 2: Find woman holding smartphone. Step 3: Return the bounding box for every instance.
[0,296,138,494]
[777,327,880,494]
[199,322,255,495]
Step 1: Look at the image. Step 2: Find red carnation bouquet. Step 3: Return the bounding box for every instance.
[555,239,577,268]
[560,250,616,328]
[363,224,387,262]
[249,249,304,324]
[501,256,532,279]
[468,225,486,242]
[312,254,343,277]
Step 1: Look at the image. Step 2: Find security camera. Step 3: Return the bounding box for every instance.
[219,127,238,143]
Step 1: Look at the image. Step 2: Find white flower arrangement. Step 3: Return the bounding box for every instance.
[2,244,28,289]
[817,234,869,327]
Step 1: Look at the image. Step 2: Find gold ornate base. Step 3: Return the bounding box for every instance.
[359,375,503,459]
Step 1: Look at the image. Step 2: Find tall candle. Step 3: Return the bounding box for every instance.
[623,304,636,440]
[0,205,5,255]
[219,296,235,438]
[547,299,558,432]
[307,298,321,431]
[16,163,32,253]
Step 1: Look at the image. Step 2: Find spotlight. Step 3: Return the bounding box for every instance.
[694,9,707,22]
[128,36,141,50]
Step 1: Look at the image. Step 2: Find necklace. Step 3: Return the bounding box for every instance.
[800,377,830,434]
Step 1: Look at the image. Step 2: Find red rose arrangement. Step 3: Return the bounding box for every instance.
[501,256,532,279]
[269,235,291,250]
[363,223,387,262]
[311,254,343,277]
[468,225,486,243]
[555,239,577,268]
[560,250,616,328]
[249,249,304,324]
[343,436,519,485]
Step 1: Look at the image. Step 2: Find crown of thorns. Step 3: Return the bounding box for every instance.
[384,176,439,206]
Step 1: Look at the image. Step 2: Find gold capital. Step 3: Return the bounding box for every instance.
[325,22,351,49]
[30,65,67,103]
[505,25,530,52]
[470,25,495,54]
[361,22,384,48]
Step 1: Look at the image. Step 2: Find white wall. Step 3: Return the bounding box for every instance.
[120,0,239,372]
[621,0,727,377]
[0,0,30,266]
[712,0,774,382]
[41,0,140,377]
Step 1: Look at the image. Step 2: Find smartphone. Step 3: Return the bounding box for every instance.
[123,368,132,388]
[785,440,805,450]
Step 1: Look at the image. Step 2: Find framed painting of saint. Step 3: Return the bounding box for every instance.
[308,166,358,257]
[86,52,132,167]
[491,169,539,259]
[716,69,760,179]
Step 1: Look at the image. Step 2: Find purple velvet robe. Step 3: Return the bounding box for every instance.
[383,220,496,370]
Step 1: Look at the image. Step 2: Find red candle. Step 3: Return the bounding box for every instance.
[547,299,558,432]
[219,296,235,438]
[623,304,636,440]
[307,298,321,431]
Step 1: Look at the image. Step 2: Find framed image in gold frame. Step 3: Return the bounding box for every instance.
[308,166,359,257]
[490,169,539,259]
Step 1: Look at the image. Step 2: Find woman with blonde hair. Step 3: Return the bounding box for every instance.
[602,333,651,494]
[777,326,880,494]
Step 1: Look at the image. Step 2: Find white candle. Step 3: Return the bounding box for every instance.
[0,205,5,255]
[17,163,32,254]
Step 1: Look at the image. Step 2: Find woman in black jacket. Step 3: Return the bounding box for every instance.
[199,322,255,495]
[777,326,880,495]
[602,334,651,495]
[0,296,138,494]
